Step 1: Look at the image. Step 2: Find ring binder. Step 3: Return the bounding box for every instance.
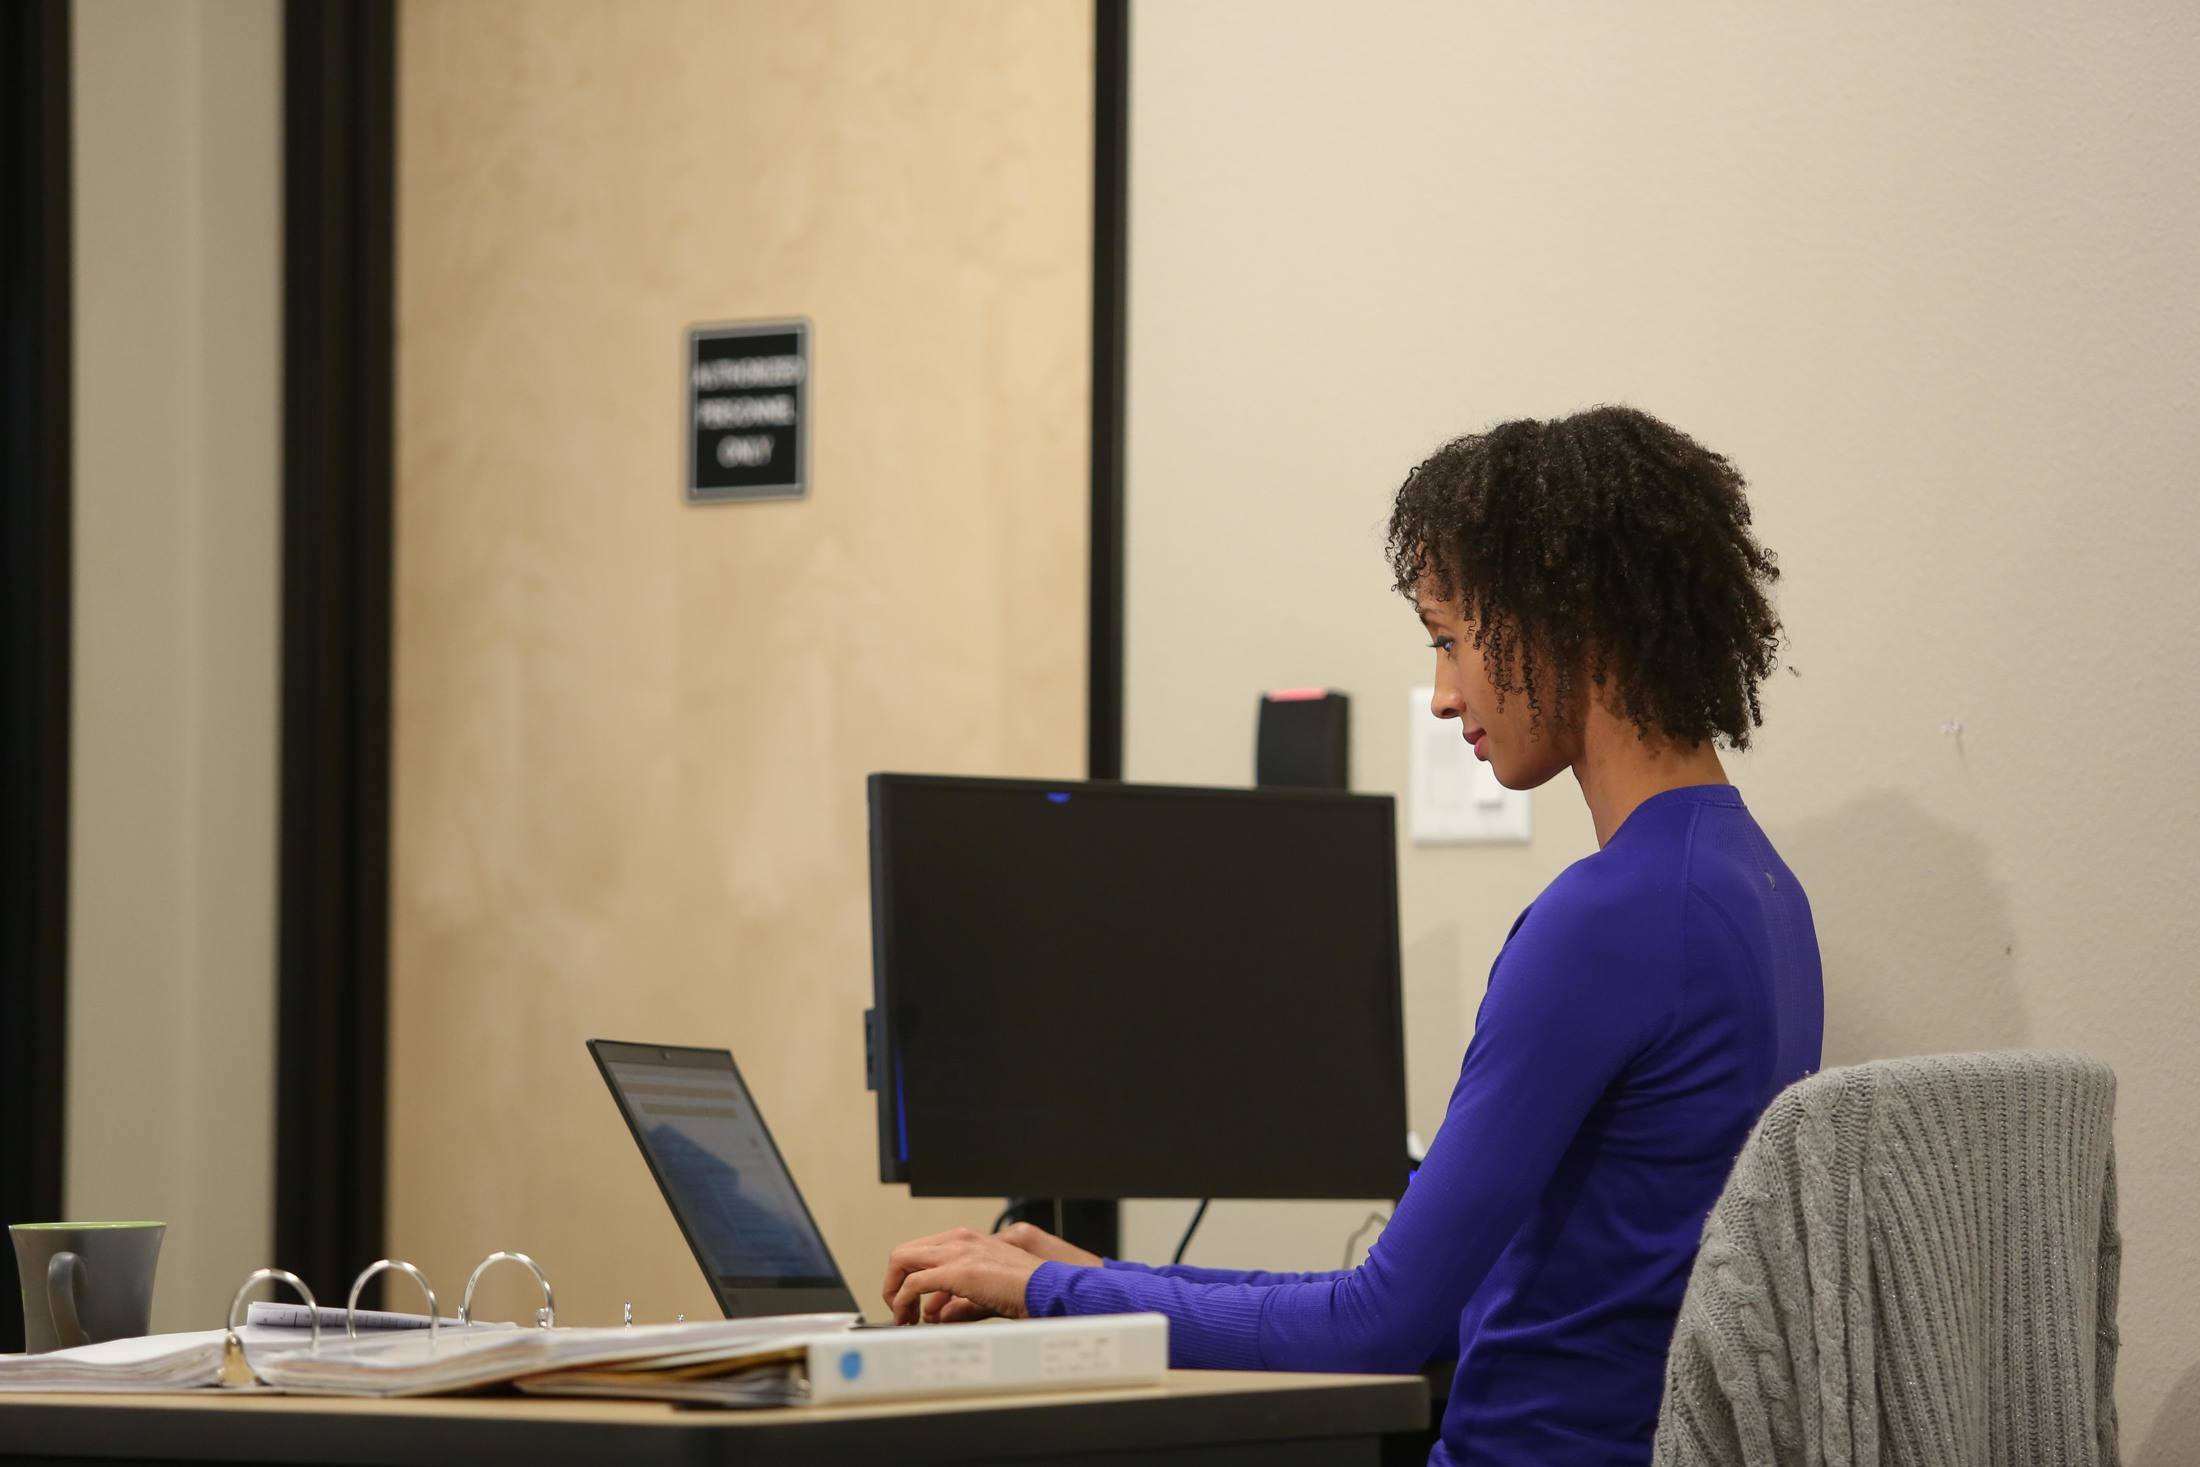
[221,1267,318,1388]
[347,1259,438,1341]
[459,1251,555,1329]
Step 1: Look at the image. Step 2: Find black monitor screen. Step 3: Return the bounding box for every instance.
[868,775,1407,1200]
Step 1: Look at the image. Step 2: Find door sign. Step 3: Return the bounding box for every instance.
[688,319,807,504]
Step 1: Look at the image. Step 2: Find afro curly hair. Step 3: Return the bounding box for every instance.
[1386,405,1786,750]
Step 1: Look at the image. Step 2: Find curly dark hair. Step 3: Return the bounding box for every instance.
[1386,405,1785,750]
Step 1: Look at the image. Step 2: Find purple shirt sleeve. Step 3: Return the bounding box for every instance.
[1101,1258,1345,1287]
[1024,879,1674,1372]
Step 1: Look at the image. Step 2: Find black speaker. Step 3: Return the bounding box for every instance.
[1256,689,1349,789]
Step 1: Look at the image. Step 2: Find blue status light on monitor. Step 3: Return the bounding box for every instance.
[1046,791,1071,804]
[895,1064,908,1164]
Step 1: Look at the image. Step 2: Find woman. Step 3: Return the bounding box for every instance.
[881,405,1825,1466]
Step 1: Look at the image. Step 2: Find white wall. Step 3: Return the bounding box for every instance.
[1121,1,2200,1449]
[69,0,281,1334]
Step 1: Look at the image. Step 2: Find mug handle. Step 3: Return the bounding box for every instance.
[47,1251,89,1351]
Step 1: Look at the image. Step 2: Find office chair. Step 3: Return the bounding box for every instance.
[1654,1050,2120,1467]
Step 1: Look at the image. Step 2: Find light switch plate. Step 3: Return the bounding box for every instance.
[1408,689,1531,844]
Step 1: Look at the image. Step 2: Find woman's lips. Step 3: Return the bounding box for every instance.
[1465,727,1489,761]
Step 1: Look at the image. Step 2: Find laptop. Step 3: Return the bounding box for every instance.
[589,1038,863,1320]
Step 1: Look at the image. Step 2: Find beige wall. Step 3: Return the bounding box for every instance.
[1120,0,2200,1449]
[389,0,1092,1328]
[68,0,282,1334]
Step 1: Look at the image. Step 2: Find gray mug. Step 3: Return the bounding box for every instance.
[10,1222,164,1353]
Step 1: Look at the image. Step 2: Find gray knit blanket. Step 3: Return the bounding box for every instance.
[1653,1050,2121,1467]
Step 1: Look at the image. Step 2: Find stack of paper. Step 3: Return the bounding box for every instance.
[251,1314,857,1398]
[0,1325,317,1393]
[518,1337,817,1407]
[0,1314,1168,1408]
[519,1316,1172,1409]
[519,1346,811,1407]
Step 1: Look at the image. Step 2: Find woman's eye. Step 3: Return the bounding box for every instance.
[1427,638,1455,654]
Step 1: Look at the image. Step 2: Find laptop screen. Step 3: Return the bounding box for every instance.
[590,1041,847,1298]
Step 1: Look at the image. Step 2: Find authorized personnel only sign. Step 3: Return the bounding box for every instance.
[688,320,807,503]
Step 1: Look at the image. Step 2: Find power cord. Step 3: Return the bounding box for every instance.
[989,1199,1025,1234]
[1342,1210,1390,1269]
[1171,1199,1211,1266]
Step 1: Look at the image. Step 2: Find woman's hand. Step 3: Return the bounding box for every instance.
[882,1228,1045,1326]
[993,1221,1104,1269]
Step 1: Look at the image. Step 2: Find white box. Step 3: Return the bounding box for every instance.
[803,1314,1168,1405]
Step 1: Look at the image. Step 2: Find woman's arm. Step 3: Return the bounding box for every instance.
[1103,1258,1347,1287]
[991,1220,1344,1289]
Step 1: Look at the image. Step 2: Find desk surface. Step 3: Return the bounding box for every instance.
[0,1369,1429,1466]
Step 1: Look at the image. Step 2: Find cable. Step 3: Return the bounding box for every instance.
[1171,1199,1211,1266]
[989,1199,1023,1234]
[1342,1210,1390,1269]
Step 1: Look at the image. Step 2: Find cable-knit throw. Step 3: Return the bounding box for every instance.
[1653,1050,2121,1467]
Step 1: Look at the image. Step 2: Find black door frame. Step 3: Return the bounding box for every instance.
[273,0,397,1303]
[1088,0,1130,787]
[0,0,75,1357]
[1047,0,1132,1258]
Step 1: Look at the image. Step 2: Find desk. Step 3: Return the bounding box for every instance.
[0,1369,1428,1466]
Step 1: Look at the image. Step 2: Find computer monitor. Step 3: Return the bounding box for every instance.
[865,774,1408,1200]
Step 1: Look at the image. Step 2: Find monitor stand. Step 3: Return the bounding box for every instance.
[1003,1197,1118,1260]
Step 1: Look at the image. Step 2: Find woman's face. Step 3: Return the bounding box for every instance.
[1415,580,1578,790]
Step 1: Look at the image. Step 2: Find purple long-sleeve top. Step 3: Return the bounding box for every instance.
[1025,784,1824,1465]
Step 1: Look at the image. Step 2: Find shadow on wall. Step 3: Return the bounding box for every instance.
[2134,1360,2200,1466]
[1770,789,2029,1067]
